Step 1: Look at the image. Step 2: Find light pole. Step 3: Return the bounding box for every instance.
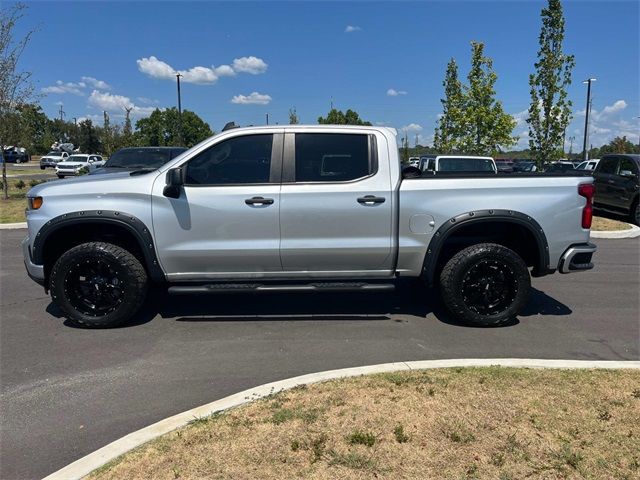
[265,113,269,125]
[582,78,596,161]
[176,73,183,146]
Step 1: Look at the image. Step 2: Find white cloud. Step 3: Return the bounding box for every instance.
[41,80,86,96]
[137,96,159,105]
[54,101,64,106]
[512,108,528,127]
[230,92,272,105]
[345,25,362,33]
[401,123,423,133]
[232,56,268,75]
[137,55,267,84]
[81,76,111,90]
[387,88,407,96]
[88,90,155,117]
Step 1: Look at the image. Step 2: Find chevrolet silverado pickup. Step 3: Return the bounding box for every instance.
[23,125,597,328]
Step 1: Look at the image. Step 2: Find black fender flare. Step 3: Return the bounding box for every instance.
[32,210,166,282]
[422,209,551,284]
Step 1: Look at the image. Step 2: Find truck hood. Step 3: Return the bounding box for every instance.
[27,171,149,197]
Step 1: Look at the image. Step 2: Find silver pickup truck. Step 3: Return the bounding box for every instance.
[23,125,596,328]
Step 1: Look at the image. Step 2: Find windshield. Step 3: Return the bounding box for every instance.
[46,151,63,157]
[104,149,173,169]
[438,157,496,172]
[66,155,88,162]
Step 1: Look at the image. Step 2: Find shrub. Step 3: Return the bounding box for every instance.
[15,180,25,190]
[347,430,376,447]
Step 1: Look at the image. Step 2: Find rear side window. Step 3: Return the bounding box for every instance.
[185,134,273,185]
[294,133,371,182]
[598,157,618,174]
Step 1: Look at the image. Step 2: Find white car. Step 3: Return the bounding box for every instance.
[40,151,70,169]
[55,154,105,178]
[576,159,599,171]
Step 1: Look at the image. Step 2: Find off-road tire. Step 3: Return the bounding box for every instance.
[50,242,148,328]
[439,243,530,327]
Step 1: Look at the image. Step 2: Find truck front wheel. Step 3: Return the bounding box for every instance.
[439,243,530,327]
[50,242,148,328]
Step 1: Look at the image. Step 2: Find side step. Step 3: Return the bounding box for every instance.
[168,282,396,295]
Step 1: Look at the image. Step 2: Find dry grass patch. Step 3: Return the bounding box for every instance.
[0,197,27,223]
[592,216,632,231]
[90,368,640,480]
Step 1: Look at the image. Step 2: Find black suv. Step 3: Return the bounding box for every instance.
[592,154,639,225]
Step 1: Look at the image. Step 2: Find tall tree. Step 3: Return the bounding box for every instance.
[0,2,36,199]
[288,107,299,124]
[433,58,465,153]
[317,108,371,125]
[77,119,101,153]
[135,108,212,148]
[527,0,575,168]
[459,42,516,155]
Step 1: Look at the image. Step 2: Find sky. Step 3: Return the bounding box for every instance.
[15,0,640,150]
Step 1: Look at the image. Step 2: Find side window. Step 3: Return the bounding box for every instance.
[598,157,618,174]
[618,157,638,176]
[294,133,371,182]
[185,134,273,185]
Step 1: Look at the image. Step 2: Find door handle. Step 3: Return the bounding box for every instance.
[607,180,615,184]
[245,196,274,205]
[357,195,386,205]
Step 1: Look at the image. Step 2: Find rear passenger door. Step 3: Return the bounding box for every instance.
[593,156,619,207]
[279,131,394,274]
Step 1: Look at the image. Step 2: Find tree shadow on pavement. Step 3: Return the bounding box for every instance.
[47,281,572,329]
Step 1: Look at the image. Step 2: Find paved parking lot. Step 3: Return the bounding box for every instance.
[0,229,638,479]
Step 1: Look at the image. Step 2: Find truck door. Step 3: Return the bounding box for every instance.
[279,131,394,274]
[593,156,619,207]
[151,132,283,279]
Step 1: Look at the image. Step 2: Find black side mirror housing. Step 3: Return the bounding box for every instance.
[163,167,183,198]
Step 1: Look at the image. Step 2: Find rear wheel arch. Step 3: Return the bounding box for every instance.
[32,211,165,286]
[422,210,550,285]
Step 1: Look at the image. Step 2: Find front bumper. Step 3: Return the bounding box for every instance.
[22,236,45,286]
[558,243,597,274]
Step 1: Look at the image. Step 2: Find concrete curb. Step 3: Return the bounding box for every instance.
[43,358,640,480]
[591,223,640,238]
[0,222,26,230]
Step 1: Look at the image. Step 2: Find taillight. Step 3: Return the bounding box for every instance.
[578,183,595,229]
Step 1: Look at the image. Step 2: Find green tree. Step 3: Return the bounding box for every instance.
[317,108,371,125]
[434,58,465,153]
[1,2,36,199]
[527,0,575,168]
[459,42,516,155]
[288,107,299,124]
[77,119,101,153]
[135,108,212,147]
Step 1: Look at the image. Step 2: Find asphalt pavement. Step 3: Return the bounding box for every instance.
[0,229,638,479]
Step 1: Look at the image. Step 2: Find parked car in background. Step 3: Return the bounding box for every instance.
[55,154,104,178]
[40,151,69,169]
[545,161,575,173]
[419,155,497,173]
[495,159,514,173]
[90,147,188,175]
[2,147,29,163]
[23,125,596,329]
[513,161,537,172]
[576,159,599,171]
[592,154,639,225]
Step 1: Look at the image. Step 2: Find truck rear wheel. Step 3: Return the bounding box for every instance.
[50,242,148,328]
[439,243,530,327]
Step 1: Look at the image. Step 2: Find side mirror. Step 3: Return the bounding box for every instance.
[163,167,183,198]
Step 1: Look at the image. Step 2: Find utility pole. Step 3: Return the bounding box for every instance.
[58,104,65,121]
[582,78,596,161]
[330,96,334,110]
[72,117,77,126]
[568,136,575,156]
[266,113,269,125]
[176,73,183,146]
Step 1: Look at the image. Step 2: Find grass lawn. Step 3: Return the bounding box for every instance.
[592,216,633,231]
[4,168,51,176]
[0,177,49,223]
[90,367,640,480]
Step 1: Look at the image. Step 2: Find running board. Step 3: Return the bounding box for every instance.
[168,282,396,295]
